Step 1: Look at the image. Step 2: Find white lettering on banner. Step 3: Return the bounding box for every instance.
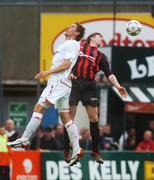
[128,161,140,180]
[70,164,82,180]
[127,56,154,79]
[46,161,58,180]
[146,56,154,77]
[121,160,131,180]
[45,160,140,180]
[111,161,121,179]
[88,160,140,180]
[46,161,82,180]
[101,161,112,180]
[17,175,38,180]
[59,161,70,180]
[127,59,147,79]
[89,161,102,179]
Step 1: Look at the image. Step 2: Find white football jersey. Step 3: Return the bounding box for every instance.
[47,39,80,85]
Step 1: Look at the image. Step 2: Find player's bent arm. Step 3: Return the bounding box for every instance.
[49,59,71,74]
[35,59,71,80]
[108,74,122,89]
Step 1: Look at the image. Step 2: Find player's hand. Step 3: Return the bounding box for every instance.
[118,86,128,98]
[34,70,49,80]
[68,73,77,80]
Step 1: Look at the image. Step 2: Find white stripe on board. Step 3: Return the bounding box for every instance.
[112,87,133,102]
[147,88,154,98]
[130,87,150,102]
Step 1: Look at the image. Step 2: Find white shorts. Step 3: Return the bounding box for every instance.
[38,79,71,112]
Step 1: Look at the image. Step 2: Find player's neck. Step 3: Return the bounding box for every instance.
[65,35,76,41]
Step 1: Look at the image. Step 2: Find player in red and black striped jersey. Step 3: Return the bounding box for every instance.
[72,37,111,80]
[64,33,128,164]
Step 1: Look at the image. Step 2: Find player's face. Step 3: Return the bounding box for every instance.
[93,34,103,46]
[65,24,79,38]
[0,127,5,135]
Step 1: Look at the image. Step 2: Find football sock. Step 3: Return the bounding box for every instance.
[65,120,80,153]
[22,112,43,139]
[64,127,71,150]
[90,122,99,152]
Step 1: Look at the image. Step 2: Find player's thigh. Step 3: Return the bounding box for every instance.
[58,94,71,123]
[81,88,99,107]
[69,79,82,106]
[48,81,71,105]
[38,85,54,108]
[57,93,70,112]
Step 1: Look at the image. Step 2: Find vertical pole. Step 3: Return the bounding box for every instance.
[0,40,4,124]
[36,0,42,98]
[122,104,127,150]
[113,0,117,40]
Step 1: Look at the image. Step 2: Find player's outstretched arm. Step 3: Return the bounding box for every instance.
[108,74,128,98]
[35,59,71,80]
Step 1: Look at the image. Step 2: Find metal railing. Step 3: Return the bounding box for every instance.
[0,0,153,5]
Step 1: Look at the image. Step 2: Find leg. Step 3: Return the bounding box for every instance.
[63,105,78,152]
[22,103,46,139]
[70,105,78,120]
[7,98,52,147]
[55,80,83,165]
[60,111,79,153]
[85,105,104,164]
[60,110,84,166]
[85,105,99,152]
[63,80,79,162]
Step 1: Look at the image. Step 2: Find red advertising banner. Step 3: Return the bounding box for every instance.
[0,152,10,166]
[125,102,154,114]
[11,150,41,180]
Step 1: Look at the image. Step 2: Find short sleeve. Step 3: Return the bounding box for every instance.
[63,40,80,62]
[99,54,112,78]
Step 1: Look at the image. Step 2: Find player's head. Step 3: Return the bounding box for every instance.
[0,124,5,135]
[65,23,85,41]
[5,119,15,131]
[87,32,103,47]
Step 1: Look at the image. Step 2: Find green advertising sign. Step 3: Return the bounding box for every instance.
[42,151,154,180]
[9,102,28,127]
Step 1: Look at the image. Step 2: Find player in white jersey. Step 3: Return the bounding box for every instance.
[7,23,85,166]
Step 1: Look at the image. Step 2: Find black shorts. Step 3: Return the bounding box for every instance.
[69,78,99,107]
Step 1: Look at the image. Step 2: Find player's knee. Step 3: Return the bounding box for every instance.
[33,104,45,113]
[32,112,43,120]
[60,112,70,122]
[89,114,98,122]
[60,112,65,120]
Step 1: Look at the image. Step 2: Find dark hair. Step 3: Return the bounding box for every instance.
[86,32,102,44]
[38,126,44,132]
[75,22,85,41]
[44,126,53,132]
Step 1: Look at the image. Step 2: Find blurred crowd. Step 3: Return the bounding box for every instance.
[1,118,154,152]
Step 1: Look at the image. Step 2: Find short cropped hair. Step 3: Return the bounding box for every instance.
[86,32,102,44]
[75,22,85,41]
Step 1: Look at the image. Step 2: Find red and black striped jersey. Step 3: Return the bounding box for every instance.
[72,43,112,80]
